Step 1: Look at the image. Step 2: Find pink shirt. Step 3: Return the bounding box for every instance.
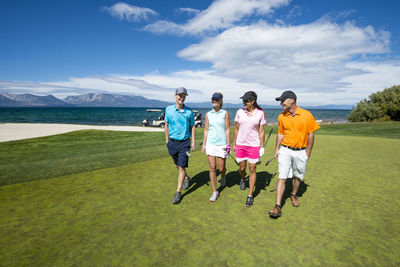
[235,108,266,147]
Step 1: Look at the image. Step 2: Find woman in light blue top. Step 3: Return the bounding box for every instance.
[201,92,231,202]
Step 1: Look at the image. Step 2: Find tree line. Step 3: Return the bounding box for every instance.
[348,85,400,122]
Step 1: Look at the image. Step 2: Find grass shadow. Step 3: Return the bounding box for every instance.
[280,179,310,208]
[182,171,210,198]
[217,170,276,199]
[253,171,276,198]
[218,170,240,193]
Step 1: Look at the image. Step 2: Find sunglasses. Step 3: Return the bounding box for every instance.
[242,99,252,104]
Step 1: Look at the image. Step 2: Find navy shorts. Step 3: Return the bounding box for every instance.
[167,139,190,168]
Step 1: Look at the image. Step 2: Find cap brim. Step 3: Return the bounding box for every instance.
[240,96,254,100]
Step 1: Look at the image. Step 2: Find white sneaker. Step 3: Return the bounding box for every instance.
[220,176,226,187]
[209,191,219,202]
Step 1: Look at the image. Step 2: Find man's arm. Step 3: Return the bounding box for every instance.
[275,133,283,159]
[164,121,169,144]
[191,125,196,151]
[306,132,315,158]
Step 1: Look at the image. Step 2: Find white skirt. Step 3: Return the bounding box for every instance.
[206,144,229,158]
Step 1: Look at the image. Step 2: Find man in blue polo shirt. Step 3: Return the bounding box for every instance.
[164,87,196,204]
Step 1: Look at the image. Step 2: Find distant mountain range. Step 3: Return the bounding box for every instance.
[185,102,353,110]
[0,92,352,109]
[0,92,169,107]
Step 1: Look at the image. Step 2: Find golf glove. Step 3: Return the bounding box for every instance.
[226,144,231,154]
[259,147,265,157]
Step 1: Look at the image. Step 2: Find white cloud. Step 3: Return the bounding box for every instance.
[0,80,108,98]
[175,8,200,16]
[286,5,301,19]
[139,0,398,104]
[144,0,290,36]
[0,72,280,104]
[177,20,392,95]
[338,61,400,96]
[2,59,400,105]
[2,0,399,106]
[102,2,158,22]
[143,20,183,35]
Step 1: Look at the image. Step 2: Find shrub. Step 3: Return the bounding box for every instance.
[348,85,400,122]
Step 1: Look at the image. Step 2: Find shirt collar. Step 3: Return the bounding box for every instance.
[174,104,186,111]
[210,109,223,114]
[284,106,302,117]
[243,107,259,116]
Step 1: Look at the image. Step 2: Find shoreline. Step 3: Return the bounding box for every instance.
[0,123,164,142]
[0,121,351,143]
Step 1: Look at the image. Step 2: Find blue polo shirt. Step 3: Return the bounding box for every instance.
[165,104,195,140]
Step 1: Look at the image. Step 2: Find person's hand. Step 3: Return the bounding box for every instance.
[201,145,206,154]
[232,144,236,153]
[259,147,264,157]
[275,150,279,159]
[306,150,311,159]
[191,143,196,151]
[226,144,231,154]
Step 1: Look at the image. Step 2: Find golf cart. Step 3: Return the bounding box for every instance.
[142,109,202,128]
[193,110,203,128]
[142,109,165,127]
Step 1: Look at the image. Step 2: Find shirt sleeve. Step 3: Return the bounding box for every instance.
[278,114,284,134]
[164,107,170,123]
[260,110,267,125]
[308,113,320,133]
[189,110,195,127]
[234,110,240,123]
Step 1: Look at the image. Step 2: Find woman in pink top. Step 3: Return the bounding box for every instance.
[233,91,266,207]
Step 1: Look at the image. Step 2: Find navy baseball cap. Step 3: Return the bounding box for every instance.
[275,90,297,101]
[211,93,222,100]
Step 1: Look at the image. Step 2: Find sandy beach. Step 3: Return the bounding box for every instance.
[0,123,164,142]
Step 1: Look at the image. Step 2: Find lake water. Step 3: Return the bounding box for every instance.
[0,107,351,126]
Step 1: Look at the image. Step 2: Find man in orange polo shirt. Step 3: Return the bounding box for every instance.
[269,91,320,218]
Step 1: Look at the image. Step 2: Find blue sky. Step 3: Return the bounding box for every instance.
[1,0,400,105]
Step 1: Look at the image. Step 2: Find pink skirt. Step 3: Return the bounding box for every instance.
[235,145,260,164]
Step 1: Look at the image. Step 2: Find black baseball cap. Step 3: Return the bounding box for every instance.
[275,90,297,101]
[240,91,257,101]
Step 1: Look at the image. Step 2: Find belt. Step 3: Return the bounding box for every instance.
[282,145,306,151]
[170,138,189,142]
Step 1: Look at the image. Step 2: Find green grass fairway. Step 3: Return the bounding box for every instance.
[1,123,400,265]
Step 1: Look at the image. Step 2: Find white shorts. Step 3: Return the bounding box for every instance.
[278,146,309,180]
[206,144,229,158]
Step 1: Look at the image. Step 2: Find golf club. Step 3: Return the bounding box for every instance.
[186,142,203,157]
[263,128,273,148]
[256,128,273,165]
[265,157,275,166]
[228,152,239,166]
[222,146,239,166]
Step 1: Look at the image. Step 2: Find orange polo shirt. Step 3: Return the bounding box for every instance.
[278,106,320,148]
